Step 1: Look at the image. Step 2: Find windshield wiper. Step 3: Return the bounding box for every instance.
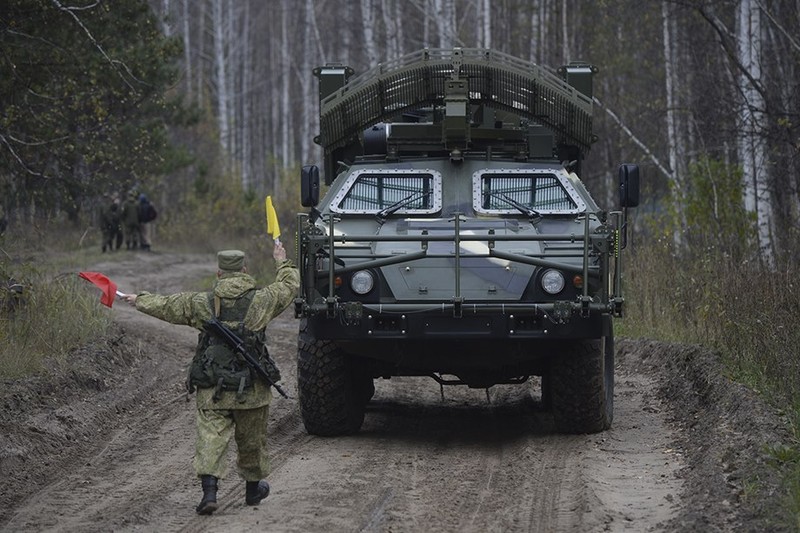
[488,192,541,219]
[376,191,432,220]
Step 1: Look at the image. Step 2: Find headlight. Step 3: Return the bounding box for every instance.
[350,270,375,295]
[541,269,565,294]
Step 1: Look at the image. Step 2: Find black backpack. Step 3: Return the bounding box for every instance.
[139,200,157,223]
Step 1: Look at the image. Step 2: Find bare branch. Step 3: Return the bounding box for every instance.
[58,1,100,11]
[593,97,672,181]
[7,133,71,146]
[753,0,800,54]
[0,134,50,179]
[694,6,769,104]
[50,0,136,91]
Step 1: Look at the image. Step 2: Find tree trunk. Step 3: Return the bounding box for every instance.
[433,0,456,49]
[481,0,491,49]
[561,0,568,63]
[737,0,773,265]
[241,0,252,190]
[662,1,686,247]
[182,0,191,101]
[300,0,316,165]
[361,0,379,67]
[280,0,291,169]
[212,0,229,170]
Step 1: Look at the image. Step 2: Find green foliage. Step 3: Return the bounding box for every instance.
[0,0,188,220]
[0,266,112,378]
[154,163,301,286]
[766,417,800,531]
[680,157,755,258]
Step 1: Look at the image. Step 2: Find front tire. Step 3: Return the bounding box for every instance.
[549,331,614,434]
[297,331,366,436]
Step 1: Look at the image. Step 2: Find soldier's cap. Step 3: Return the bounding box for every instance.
[217,250,245,272]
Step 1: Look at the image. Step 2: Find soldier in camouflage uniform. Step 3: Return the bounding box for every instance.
[98,194,122,252]
[121,191,140,250]
[122,243,299,514]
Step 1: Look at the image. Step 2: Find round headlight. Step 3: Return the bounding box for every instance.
[350,270,375,295]
[541,269,565,294]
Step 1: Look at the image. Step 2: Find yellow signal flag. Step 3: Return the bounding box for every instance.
[266,195,281,242]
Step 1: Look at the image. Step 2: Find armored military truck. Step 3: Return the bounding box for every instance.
[294,48,639,436]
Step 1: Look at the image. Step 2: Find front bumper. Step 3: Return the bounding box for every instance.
[300,300,608,341]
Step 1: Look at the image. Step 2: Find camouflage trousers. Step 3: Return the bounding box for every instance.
[193,405,270,481]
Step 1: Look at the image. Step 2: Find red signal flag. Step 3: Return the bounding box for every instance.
[78,272,118,308]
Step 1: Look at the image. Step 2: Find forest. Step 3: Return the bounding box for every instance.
[1,0,798,265]
[1,0,800,522]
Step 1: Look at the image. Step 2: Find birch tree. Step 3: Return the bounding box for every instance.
[280,0,292,169]
[736,0,773,264]
[479,0,491,49]
[340,2,353,65]
[530,0,551,64]
[381,0,407,60]
[181,0,192,100]
[361,0,380,67]
[394,0,405,56]
[561,0,569,63]
[241,0,252,189]
[212,0,230,170]
[662,1,687,246]
[300,0,320,164]
[433,0,456,49]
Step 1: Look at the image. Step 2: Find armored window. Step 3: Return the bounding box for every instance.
[472,169,586,215]
[330,169,442,214]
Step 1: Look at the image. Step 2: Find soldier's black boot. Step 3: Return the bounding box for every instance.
[245,480,270,506]
[195,475,218,515]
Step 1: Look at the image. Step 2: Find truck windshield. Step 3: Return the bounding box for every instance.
[473,171,585,215]
[330,170,442,214]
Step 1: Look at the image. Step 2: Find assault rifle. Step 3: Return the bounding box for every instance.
[204,318,290,399]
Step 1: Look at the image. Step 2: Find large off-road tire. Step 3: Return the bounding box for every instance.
[297,333,366,436]
[549,332,614,434]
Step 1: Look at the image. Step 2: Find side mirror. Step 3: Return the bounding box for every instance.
[301,165,320,207]
[618,164,640,208]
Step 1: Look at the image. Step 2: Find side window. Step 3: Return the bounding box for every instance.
[473,170,585,214]
[331,170,442,214]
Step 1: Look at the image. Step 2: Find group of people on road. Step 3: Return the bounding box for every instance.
[99,190,157,252]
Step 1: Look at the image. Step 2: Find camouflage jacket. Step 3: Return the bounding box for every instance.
[121,200,139,227]
[134,259,300,410]
[98,204,119,231]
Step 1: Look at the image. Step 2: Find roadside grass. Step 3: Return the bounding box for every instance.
[1,229,114,378]
[621,237,800,528]
[767,420,800,532]
[0,265,113,378]
[0,211,282,379]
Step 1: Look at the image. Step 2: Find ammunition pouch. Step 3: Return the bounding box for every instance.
[186,291,281,402]
[187,290,282,401]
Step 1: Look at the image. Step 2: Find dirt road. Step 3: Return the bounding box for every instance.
[0,252,790,532]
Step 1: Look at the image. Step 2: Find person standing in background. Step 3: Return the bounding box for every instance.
[99,194,122,253]
[137,193,157,251]
[121,191,140,250]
